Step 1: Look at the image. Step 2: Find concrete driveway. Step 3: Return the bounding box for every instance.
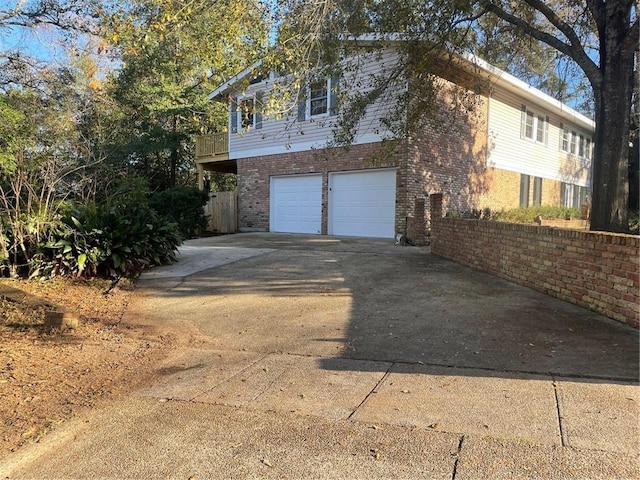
[3,233,639,479]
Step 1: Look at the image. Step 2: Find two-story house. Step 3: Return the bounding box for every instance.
[195,43,594,240]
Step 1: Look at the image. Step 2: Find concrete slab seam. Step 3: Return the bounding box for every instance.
[551,376,567,448]
[187,352,271,402]
[178,248,277,280]
[367,358,636,384]
[347,363,394,421]
[450,435,465,480]
[248,358,289,404]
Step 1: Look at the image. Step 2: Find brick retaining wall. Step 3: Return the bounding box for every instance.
[429,195,640,328]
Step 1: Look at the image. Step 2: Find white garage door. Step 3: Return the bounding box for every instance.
[270,174,322,234]
[328,169,396,238]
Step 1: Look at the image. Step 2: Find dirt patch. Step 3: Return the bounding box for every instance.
[0,277,176,461]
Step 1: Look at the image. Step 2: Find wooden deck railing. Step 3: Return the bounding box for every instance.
[195,133,229,158]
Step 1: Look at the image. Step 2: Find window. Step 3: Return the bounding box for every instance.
[570,131,577,154]
[533,177,542,206]
[521,105,547,144]
[525,110,535,139]
[536,115,545,143]
[298,75,340,122]
[520,174,530,208]
[585,138,592,160]
[239,98,254,128]
[579,134,585,157]
[560,183,587,208]
[231,93,263,133]
[560,124,570,152]
[310,80,329,116]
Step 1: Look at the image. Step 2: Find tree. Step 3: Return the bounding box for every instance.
[103,0,267,190]
[0,0,100,90]
[273,0,638,232]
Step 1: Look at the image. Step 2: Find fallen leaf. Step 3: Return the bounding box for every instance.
[428,423,439,430]
[261,458,273,468]
[401,389,410,394]
[370,425,382,430]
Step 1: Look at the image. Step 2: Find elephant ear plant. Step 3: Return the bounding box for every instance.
[33,203,181,279]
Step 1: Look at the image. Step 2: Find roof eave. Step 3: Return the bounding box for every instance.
[208,60,263,101]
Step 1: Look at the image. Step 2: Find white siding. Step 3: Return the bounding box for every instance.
[487,88,593,187]
[227,49,402,160]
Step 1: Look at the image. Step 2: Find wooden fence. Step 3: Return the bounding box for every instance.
[204,191,237,234]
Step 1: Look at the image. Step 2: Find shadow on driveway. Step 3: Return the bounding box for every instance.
[139,234,639,383]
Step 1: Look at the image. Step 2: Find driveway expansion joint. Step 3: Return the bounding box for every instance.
[551,376,567,447]
[348,363,394,421]
[451,435,465,480]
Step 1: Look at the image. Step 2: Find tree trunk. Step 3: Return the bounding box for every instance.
[589,3,634,233]
[170,114,178,188]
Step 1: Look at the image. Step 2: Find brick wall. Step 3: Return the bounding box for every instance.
[476,170,565,211]
[429,195,640,328]
[406,76,489,228]
[237,141,407,233]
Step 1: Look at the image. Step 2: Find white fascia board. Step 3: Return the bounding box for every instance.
[208,60,263,100]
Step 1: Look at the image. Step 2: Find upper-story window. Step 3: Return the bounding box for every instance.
[561,125,570,152]
[310,80,329,116]
[298,75,340,121]
[240,98,255,128]
[231,92,263,133]
[521,105,548,145]
[559,122,593,160]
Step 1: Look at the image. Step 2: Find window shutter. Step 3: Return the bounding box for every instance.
[297,88,306,122]
[255,92,263,130]
[330,73,339,116]
[520,105,526,139]
[230,97,238,134]
[560,183,566,207]
[559,122,564,150]
[545,116,550,145]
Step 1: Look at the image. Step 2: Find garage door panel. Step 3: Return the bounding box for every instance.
[329,169,396,238]
[271,175,322,234]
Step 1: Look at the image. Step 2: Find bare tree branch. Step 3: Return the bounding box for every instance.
[480,0,602,88]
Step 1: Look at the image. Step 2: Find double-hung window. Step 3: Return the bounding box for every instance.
[536,115,546,143]
[298,75,340,121]
[310,80,329,116]
[521,105,548,145]
[230,92,264,133]
[240,98,255,129]
[570,131,577,154]
[560,124,570,152]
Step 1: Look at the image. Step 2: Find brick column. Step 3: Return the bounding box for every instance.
[430,193,443,219]
[412,197,426,245]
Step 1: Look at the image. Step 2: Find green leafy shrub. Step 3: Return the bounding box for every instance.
[493,206,580,224]
[149,186,209,239]
[34,204,181,278]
